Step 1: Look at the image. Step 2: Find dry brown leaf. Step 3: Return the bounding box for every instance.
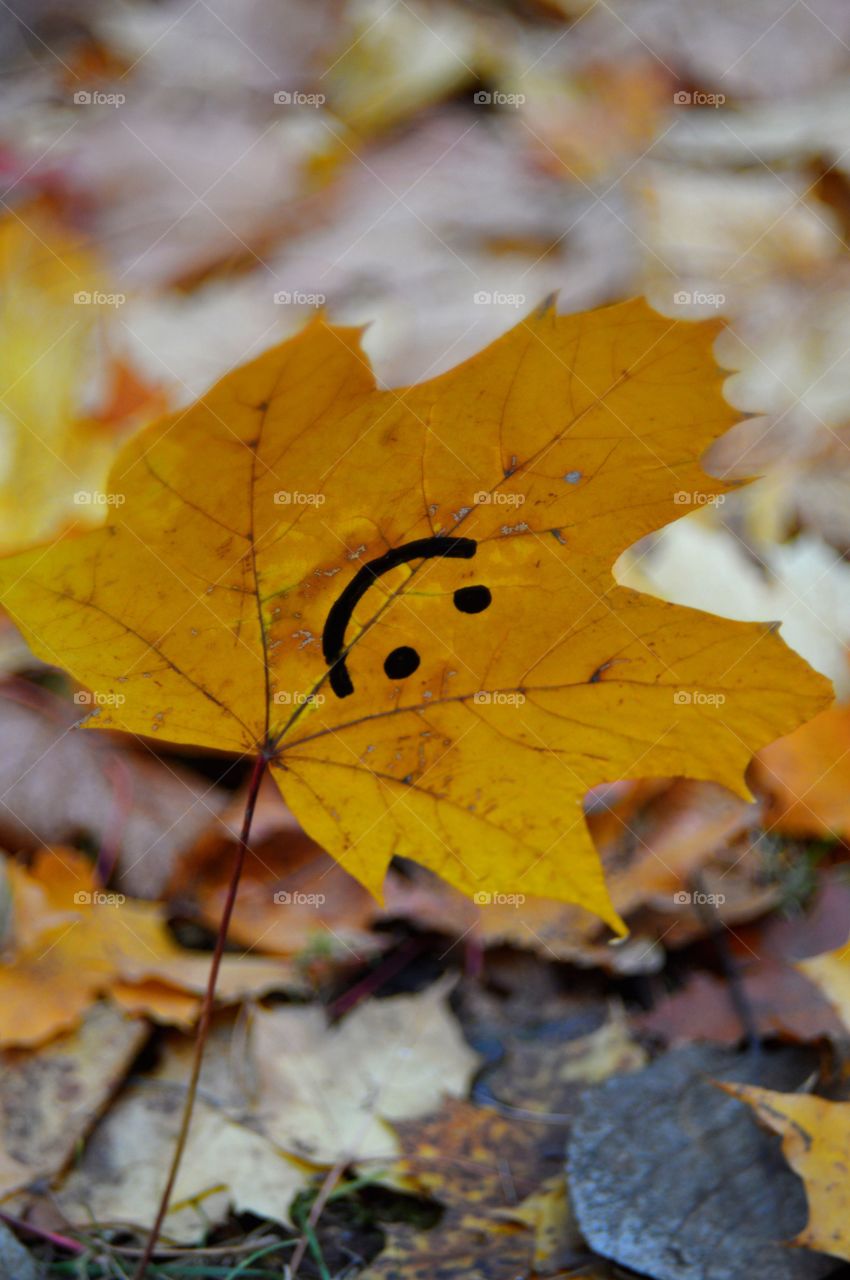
[0,687,227,899]
[251,977,480,1163]
[0,1003,147,1200]
[53,1086,311,1244]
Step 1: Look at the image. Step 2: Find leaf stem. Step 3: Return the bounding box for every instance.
[132,750,269,1280]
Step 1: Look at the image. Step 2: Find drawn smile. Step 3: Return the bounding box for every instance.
[321,536,492,699]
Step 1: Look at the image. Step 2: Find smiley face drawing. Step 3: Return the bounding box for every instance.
[321,536,492,698]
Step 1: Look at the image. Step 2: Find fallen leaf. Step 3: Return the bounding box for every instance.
[0,686,227,900]
[250,976,480,1163]
[721,1084,850,1263]
[498,1177,583,1275]
[753,704,850,837]
[0,848,303,1046]
[360,1098,555,1280]
[0,207,154,553]
[797,943,850,1033]
[639,967,842,1046]
[0,1002,147,1199]
[52,1085,312,1245]
[0,304,830,925]
[50,979,479,1243]
[567,1044,834,1280]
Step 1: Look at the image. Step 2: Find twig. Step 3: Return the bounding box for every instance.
[131,752,268,1280]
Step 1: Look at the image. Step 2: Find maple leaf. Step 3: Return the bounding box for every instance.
[0,849,302,1046]
[0,301,831,927]
[722,1084,850,1263]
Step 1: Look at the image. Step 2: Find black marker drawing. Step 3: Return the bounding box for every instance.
[322,535,491,698]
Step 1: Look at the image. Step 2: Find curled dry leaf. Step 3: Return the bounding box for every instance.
[0,303,830,925]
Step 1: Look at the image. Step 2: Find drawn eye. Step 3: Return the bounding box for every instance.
[453,585,491,614]
[321,536,491,699]
[383,646,421,680]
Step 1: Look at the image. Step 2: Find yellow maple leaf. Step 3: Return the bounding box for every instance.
[0,301,831,927]
[722,1084,850,1263]
[0,849,301,1046]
